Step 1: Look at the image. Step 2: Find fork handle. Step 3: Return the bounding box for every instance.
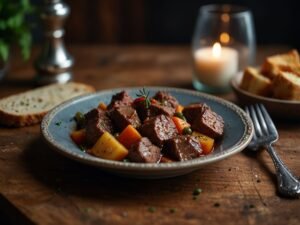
[265,144,300,197]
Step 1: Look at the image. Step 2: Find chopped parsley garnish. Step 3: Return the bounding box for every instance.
[148,206,156,213]
[55,121,62,126]
[79,145,86,152]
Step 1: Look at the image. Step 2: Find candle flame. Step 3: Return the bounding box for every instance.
[212,42,221,58]
[220,32,230,44]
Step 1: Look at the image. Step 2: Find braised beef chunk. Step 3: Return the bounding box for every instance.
[128,137,161,163]
[107,91,133,110]
[153,91,179,109]
[149,103,175,117]
[139,115,178,147]
[132,100,151,122]
[164,136,202,161]
[85,108,114,146]
[133,101,175,122]
[192,108,224,138]
[182,103,208,123]
[183,103,224,138]
[109,106,141,131]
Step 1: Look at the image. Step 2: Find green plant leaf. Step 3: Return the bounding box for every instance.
[0,0,34,61]
[7,13,23,29]
[0,21,7,30]
[18,29,31,60]
[21,0,30,8]
[0,40,9,62]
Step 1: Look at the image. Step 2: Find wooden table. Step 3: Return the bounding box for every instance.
[0,45,299,225]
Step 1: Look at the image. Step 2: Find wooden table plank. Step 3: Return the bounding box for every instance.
[0,45,299,225]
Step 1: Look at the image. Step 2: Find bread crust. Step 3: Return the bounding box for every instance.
[0,110,47,127]
[240,67,272,96]
[272,72,300,100]
[0,82,95,127]
[261,49,300,79]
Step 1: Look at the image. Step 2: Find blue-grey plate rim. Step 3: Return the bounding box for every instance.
[41,86,254,172]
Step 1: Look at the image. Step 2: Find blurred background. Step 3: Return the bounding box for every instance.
[31,0,300,49]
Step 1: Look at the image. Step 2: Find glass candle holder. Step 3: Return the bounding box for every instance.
[192,4,256,93]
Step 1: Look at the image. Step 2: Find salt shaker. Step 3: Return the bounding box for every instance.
[35,0,74,85]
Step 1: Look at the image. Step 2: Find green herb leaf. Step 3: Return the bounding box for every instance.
[136,88,151,108]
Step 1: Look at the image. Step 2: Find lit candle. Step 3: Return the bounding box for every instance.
[194,42,238,87]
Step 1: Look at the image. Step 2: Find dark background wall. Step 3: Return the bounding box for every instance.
[34,0,300,48]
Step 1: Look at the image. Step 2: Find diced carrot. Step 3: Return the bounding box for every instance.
[70,129,86,145]
[192,132,214,155]
[118,125,142,149]
[98,102,107,110]
[175,104,184,113]
[172,117,190,134]
[151,99,158,104]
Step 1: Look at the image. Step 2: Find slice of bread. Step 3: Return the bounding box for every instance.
[272,71,300,101]
[279,64,300,77]
[240,67,272,96]
[261,49,300,79]
[0,82,95,127]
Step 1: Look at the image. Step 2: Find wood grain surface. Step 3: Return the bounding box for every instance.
[0,45,299,225]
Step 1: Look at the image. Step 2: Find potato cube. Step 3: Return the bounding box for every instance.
[90,132,128,161]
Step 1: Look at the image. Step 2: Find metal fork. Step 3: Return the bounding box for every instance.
[245,104,300,198]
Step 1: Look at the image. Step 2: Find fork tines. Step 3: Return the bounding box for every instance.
[245,104,278,141]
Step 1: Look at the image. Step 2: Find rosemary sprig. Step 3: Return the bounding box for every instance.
[136,88,151,108]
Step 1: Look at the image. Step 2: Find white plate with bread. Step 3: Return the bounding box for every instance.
[231,49,300,120]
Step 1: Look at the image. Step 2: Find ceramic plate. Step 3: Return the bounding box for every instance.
[41,87,253,179]
[231,72,300,120]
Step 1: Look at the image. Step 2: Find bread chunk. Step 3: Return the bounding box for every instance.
[279,64,300,77]
[0,82,95,127]
[240,67,272,96]
[261,49,300,79]
[272,71,300,100]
